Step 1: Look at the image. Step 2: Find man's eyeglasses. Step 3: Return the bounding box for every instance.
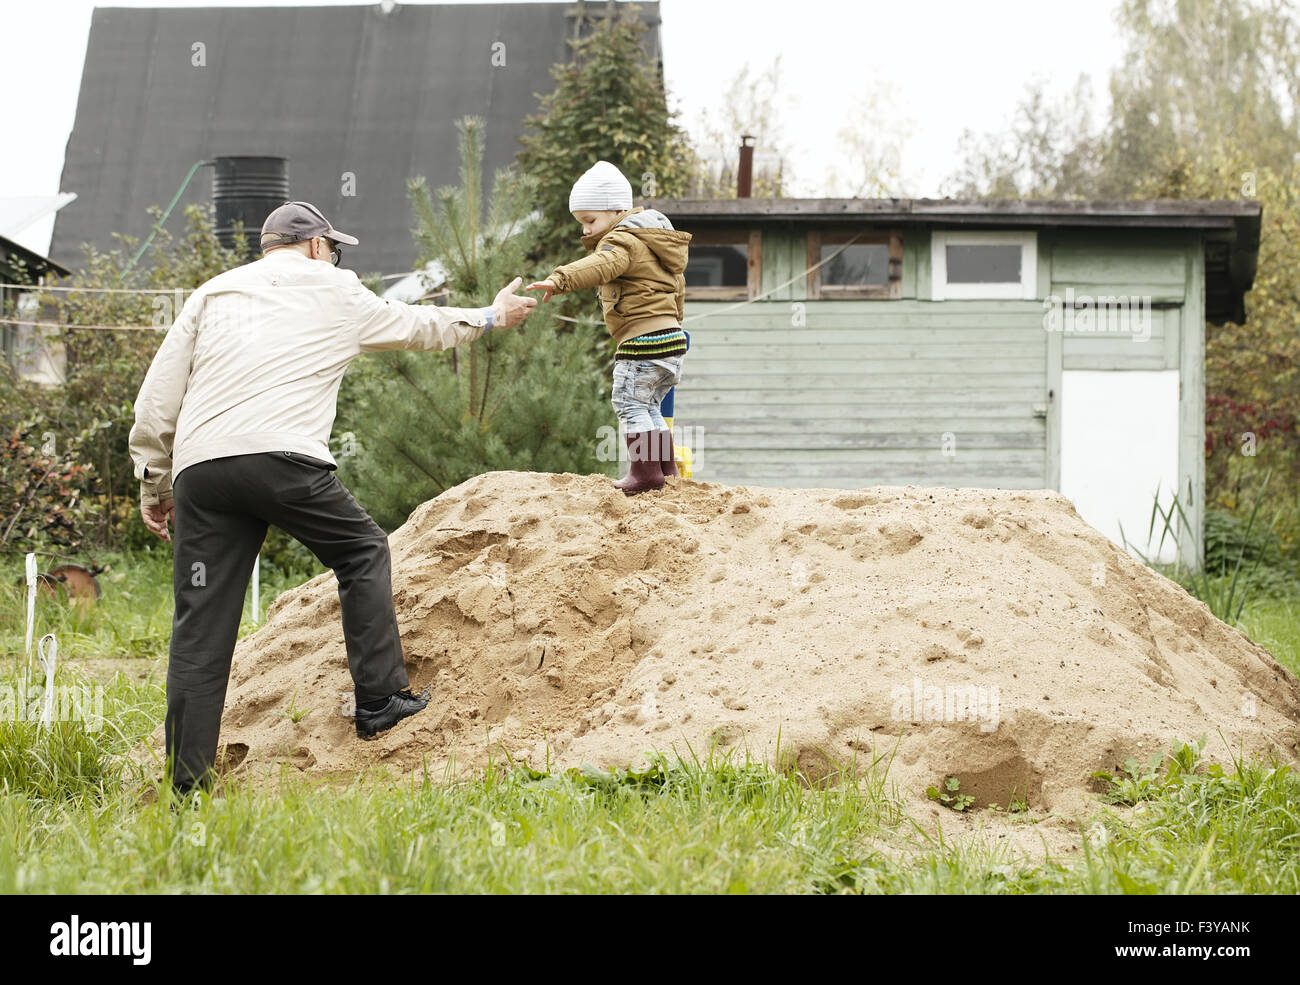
[325,239,343,267]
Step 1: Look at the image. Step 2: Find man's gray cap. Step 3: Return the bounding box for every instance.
[260,201,360,251]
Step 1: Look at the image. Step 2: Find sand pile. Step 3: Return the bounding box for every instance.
[156,471,1300,813]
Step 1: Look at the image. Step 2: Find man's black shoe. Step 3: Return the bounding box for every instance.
[356,688,430,740]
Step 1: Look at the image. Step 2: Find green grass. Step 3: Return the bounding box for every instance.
[1238,594,1300,677]
[1073,757,1300,895]
[1,547,306,673]
[0,752,904,894]
[1,722,1296,893]
[2,553,1299,894]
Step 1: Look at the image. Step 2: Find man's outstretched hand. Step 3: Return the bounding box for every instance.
[142,499,174,543]
[492,277,538,329]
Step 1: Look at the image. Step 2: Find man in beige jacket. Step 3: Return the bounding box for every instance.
[128,200,535,795]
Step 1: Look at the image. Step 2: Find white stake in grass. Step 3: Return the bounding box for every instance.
[37,633,58,728]
[24,552,38,674]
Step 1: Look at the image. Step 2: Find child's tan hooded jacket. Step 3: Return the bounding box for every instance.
[547,207,691,347]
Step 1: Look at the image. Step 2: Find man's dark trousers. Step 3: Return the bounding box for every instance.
[167,450,409,790]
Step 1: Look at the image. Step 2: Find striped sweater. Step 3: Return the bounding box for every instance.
[615,326,688,361]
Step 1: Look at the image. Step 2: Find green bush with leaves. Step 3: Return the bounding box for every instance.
[1,207,249,555]
[1204,508,1295,595]
[0,424,97,555]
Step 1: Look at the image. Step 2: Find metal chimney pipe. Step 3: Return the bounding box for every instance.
[737,134,755,198]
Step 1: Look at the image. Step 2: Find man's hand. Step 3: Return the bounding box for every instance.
[142,499,174,543]
[492,277,539,329]
[524,279,558,303]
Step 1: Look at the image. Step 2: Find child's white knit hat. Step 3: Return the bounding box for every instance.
[569,161,633,212]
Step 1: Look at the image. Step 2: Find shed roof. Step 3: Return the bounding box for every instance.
[52,2,661,278]
[646,197,1261,325]
[0,235,72,280]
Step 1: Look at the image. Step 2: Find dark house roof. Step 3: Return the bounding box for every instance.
[53,1,662,278]
[646,197,1261,325]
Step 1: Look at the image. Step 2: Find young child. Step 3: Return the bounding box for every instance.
[526,160,691,495]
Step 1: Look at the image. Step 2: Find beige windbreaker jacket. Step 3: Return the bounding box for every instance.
[128,249,492,507]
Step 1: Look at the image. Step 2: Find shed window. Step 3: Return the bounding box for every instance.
[807,229,902,299]
[945,244,1021,283]
[683,229,761,300]
[824,244,889,286]
[931,231,1037,300]
[687,246,746,287]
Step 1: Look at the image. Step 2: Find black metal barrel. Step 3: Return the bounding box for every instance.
[212,156,289,257]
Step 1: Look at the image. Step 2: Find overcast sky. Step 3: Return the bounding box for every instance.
[2,0,1126,256]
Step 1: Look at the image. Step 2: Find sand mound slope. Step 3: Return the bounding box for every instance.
[162,471,1300,813]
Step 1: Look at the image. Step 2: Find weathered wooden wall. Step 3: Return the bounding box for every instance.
[673,225,1205,562]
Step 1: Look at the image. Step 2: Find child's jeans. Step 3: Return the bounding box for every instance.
[611,355,684,433]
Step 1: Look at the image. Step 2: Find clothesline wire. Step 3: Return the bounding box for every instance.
[0,234,868,333]
[0,271,420,294]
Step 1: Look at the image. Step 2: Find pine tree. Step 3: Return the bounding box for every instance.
[516,4,695,264]
[336,117,613,531]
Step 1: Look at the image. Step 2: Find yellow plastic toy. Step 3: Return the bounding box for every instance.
[663,415,693,479]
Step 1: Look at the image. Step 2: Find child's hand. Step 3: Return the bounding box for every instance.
[525,279,557,303]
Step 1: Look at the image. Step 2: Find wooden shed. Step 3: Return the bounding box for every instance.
[644,197,1262,564]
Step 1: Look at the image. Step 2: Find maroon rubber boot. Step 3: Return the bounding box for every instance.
[613,430,665,495]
